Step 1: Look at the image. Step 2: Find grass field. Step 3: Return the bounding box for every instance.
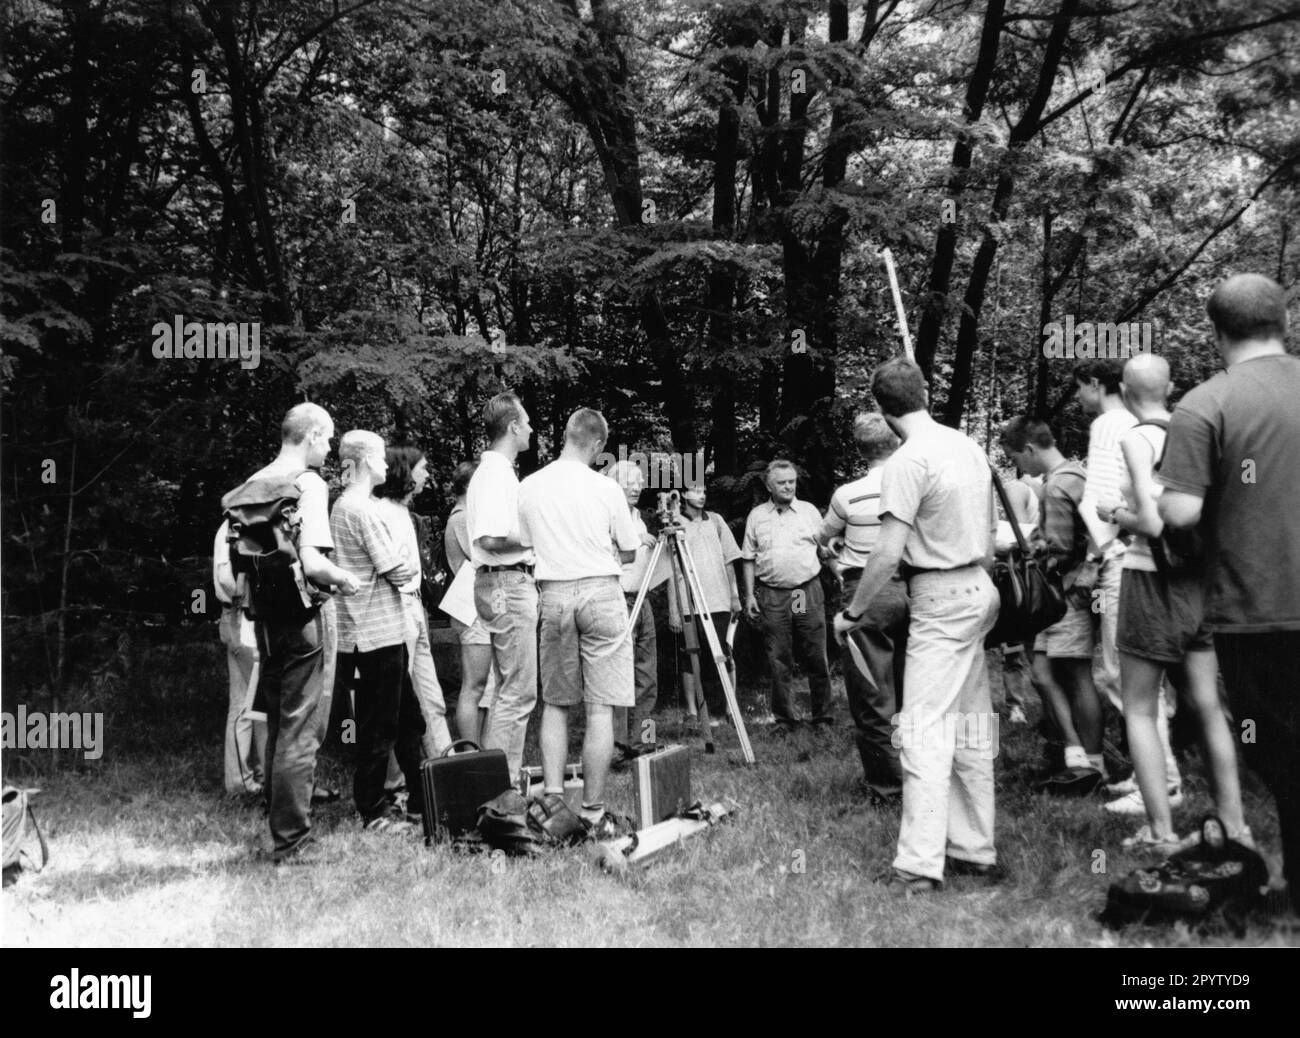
[3,668,1295,948]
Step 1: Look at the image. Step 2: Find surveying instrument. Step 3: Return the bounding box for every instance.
[622,490,755,764]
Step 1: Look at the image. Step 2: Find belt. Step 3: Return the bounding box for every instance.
[901,563,976,581]
[481,562,534,575]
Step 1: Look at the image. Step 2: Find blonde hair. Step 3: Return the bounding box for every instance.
[338,430,385,486]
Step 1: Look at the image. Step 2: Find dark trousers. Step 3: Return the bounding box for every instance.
[1216,631,1300,901]
[626,591,658,739]
[257,606,331,856]
[676,611,733,715]
[757,577,832,723]
[841,573,909,795]
[344,643,427,823]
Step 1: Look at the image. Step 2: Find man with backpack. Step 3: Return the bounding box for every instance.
[222,402,358,864]
[330,431,426,833]
[1159,273,1300,921]
[999,417,1105,793]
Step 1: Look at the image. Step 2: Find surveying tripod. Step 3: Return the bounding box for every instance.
[622,490,755,765]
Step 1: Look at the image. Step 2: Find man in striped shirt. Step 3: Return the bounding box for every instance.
[819,413,909,800]
[330,430,423,833]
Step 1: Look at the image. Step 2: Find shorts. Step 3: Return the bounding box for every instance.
[1038,600,1095,659]
[451,614,490,647]
[538,576,634,708]
[1117,568,1213,663]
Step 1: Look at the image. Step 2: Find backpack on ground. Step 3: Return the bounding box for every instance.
[1134,419,1206,574]
[221,470,324,625]
[475,790,590,856]
[2,785,50,887]
[1099,815,1267,933]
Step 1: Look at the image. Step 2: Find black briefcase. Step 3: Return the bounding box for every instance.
[419,740,512,845]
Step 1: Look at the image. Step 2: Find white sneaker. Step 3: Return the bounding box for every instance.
[1104,776,1139,797]
[1104,786,1183,816]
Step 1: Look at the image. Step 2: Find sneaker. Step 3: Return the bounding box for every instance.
[1104,776,1139,797]
[1120,824,1182,853]
[881,868,942,896]
[583,810,636,843]
[1170,823,1255,854]
[945,857,1004,884]
[363,815,417,835]
[272,834,322,866]
[1104,786,1183,816]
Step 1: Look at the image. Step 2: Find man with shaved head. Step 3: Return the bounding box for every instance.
[237,402,359,863]
[1096,353,1246,851]
[1158,273,1299,919]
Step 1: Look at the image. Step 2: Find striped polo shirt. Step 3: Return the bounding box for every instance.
[330,494,418,652]
[820,468,884,569]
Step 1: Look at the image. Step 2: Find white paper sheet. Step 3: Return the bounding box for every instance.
[437,560,479,627]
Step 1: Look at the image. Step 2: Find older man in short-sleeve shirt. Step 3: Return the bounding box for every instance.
[1158,273,1300,910]
[741,460,833,726]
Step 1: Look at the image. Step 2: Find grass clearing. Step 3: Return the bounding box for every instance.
[3,669,1295,948]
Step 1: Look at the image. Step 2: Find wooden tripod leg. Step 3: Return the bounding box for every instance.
[665,535,714,753]
[676,534,755,764]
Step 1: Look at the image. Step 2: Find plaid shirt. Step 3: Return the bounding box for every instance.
[330,494,418,653]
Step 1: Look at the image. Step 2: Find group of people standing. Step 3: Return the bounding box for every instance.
[215,271,1298,926]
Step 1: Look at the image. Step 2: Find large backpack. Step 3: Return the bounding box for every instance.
[1134,419,1206,574]
[221,469,324,625]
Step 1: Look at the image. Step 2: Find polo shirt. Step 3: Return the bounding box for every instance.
[518,457,640,581]
[741,498,823,588]
[466,449,534,568]
[1159,353,1300,631]
[878,422,994,570]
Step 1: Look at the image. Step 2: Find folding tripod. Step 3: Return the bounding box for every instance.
[623,491,755,764]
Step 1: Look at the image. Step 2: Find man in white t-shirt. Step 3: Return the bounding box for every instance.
[519,409,640,834]
[466,392,537,777]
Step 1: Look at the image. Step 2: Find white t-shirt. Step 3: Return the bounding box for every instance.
[1081,407,1137,555]
[373,497,422,593]
[466,449,534,567]
[518,457,639,581]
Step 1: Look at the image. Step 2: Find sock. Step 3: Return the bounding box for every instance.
[1063,745,1089,770]
[580,801,605,822]
[1086,753,1105,774]
[543,786,563,797]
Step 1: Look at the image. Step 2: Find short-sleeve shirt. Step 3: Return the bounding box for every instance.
[1158,353,1300,632]
[213,522,236,606]
[445,503,471,574]
[518,458,640,581]
[466,450,534,568]
[1081,408,1137,555]
[741,499,823,588]
[1039,460,1088,575]
[821,469,884,568]
[618,507,653,593]
[246,462,333,552]
[372,497,421,594]
[878,422,994,570]
[330,494,415,652]
[674,510,741,615]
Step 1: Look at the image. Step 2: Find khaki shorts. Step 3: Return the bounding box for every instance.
[538,576,634,708]
[452,614,491,647]
[1038,599,1095,659]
